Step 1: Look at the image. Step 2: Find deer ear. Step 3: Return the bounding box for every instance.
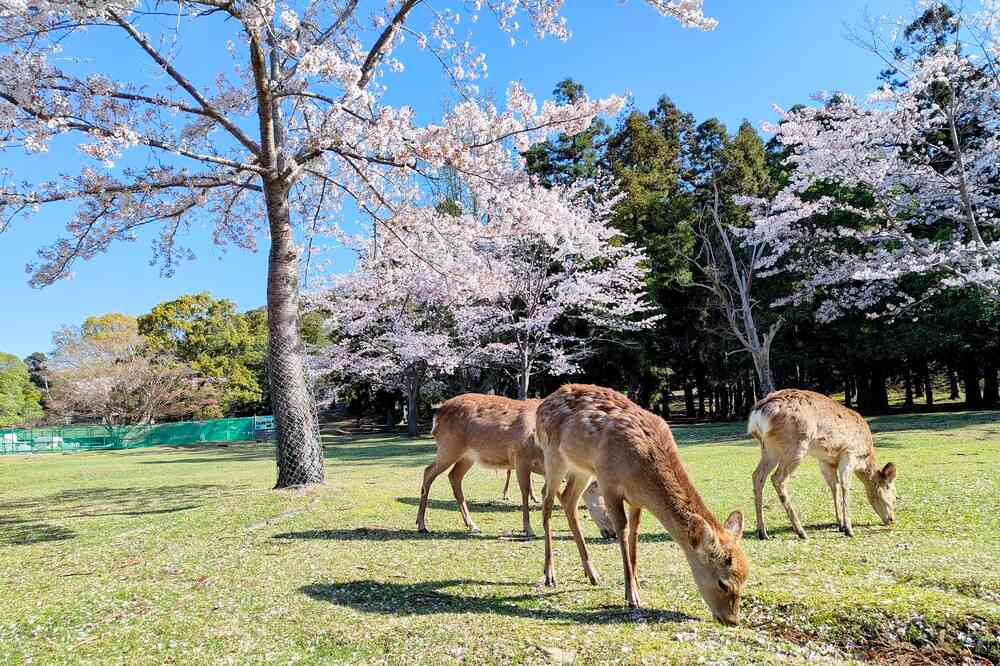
[723,511,744,540]
[688,515,716,552]
[881,462,897,483]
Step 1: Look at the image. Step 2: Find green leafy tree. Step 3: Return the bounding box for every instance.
[0,354,44,427]
[523,79,609,187]
[138,294,268,416]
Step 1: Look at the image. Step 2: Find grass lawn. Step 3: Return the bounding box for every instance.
[1,411,998,665]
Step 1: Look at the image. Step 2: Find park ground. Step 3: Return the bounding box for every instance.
[1,411,998,665]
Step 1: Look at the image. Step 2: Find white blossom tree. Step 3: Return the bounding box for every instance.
[312,181,658,416]
[746,9,1000,321]
[465,182,658,398]
[309,212,482,437]
[0,0,716,486]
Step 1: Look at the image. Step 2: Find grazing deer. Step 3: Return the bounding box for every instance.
[582,480,617,539]
[748,389,897,540]
[535,384,749,625]
[417,394,544,535]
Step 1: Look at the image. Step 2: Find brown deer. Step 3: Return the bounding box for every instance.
[748,389,897,540]
[535,384,749,625]
[502,469,538,503]
[416,394,543,535]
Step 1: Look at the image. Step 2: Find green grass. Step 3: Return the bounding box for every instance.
[1,411,998,665]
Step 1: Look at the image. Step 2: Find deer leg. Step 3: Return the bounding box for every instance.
[627,504,641,585]
[753,449,779,540]
[448,456,479,533]
[502,470,512,501]
[837,458,854,537]
[605,492,640,608]
[417,455,459,533]
[516,460,535,537]
[772,456,807,539]
[542,455,567,587]
[560,473,600,585]
[818,461,843,530]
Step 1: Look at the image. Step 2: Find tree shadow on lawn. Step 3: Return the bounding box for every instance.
[0,484,239,520]
[0,516,76,545]
[867,410,1000,434]
[300,578,696,625]
[323,441,436,466]
[135,440,437,467]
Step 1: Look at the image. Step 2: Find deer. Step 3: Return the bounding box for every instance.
[535,384,749,625]
[416,394,545,536]
[747,389,897,540]
[502,469,538,503]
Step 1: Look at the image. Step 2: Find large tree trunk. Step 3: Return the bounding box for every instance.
[923,361,934,406]
[266,183,325,488]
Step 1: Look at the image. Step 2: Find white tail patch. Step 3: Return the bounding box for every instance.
[747,407,771,441]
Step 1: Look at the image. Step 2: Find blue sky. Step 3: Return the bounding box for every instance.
[0,0,914,358]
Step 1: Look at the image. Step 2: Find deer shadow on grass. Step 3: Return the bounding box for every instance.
[300,579,695,625]
[275,525,674,544]
[394,496,528,513]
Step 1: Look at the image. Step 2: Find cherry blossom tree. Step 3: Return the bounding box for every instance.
[463,182,658,398]
[0,0,716,486]
[312,181,657,413]
[746,15,1000,321]
[308,212,482,437]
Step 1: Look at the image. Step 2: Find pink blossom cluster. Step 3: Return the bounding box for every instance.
[0,0,710,288]
[307,181,657,397]
[747,44,1000,320]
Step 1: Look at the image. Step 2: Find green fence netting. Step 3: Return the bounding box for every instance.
[0,415,275,455]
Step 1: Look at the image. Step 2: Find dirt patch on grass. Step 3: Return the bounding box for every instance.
[747,599,999,664]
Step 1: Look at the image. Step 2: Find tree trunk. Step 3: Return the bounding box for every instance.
[266,182,325,488]
[949,366,960,400]
[684,380,695,418]
[696,364,706,418]
[984,361,999,404]
[752,351,776,396]
[517,361,530,400]
[844,371,853,408]
[923,361,934,406]
[406,383,419,437]
[904,364,914,408]
[961,358,982,407]
[871,366,889,412]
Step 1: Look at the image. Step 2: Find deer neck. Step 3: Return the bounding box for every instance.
[637,470,719,557]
